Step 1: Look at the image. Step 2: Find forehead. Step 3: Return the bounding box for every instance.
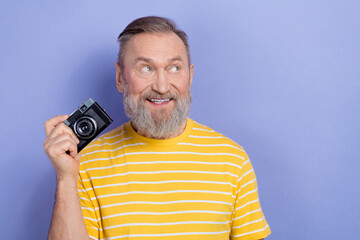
[124,32,189,64]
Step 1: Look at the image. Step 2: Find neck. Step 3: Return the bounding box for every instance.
[131,120,187,139]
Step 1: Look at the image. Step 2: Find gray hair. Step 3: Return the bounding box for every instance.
[117,16,191,72]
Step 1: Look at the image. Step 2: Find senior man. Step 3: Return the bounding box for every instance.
[44,16,270,240]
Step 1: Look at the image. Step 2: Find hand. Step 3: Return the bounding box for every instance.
[43,115,81,179]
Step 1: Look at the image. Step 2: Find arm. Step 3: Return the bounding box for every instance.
[48,176,91,240]
[44,115,92,240]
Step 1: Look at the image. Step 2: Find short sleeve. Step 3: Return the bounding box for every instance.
[78,174,100,240]
[230,157,271,239]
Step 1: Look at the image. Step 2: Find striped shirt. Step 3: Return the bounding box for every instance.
[78,118,270,240]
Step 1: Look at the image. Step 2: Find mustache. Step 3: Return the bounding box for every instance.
[142,91,179,100]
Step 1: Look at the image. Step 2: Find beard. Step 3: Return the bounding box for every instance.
[123,86,192,139]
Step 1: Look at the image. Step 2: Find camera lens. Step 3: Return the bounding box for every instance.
[79,121,91,134]
[74,116,97,139]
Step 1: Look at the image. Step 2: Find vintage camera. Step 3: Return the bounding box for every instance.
[64,98,113,152]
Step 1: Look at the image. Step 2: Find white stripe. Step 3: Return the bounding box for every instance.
[242,159,250,166]
[89,236,97,240]
[81,151,245,165]
[237,169,254,183]
[88,180,237,191]
[102,210,232,219]
[232,208,262,221]
[235,199,259,211]
[105,230,230,239]
[231,224,269,238]
[96,126,124,138]
[104,220,231,230]
[83,170,239,182]
[90,226,102,231]
[100,200,232,209]
[100,125,123,136]
[81,143,146,158]
[193,121,214,130]
[83,216,97,222]
[79,197,91,203]
[102,130,126,140]
[193,121,208,127]
[91,190,235,201]
[232,217,265,229]
[235,188,258,203]
[81,160,242,173]
[239,178,257,193]
[192,127,214,132]
[189,135,225,139]
[83,136,132,149]
[177,142,244,152]
[81,207,95,212]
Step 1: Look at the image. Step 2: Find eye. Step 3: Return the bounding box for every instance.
[140,66,152,74]
[170,65,180,73]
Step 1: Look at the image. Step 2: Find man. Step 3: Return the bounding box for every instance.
[44,16,270,240]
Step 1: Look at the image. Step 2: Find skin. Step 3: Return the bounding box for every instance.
[44,32,265,240]
[44,115,91,240]
[115,32,194,139]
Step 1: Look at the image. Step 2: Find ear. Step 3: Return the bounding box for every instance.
[115,62,124,93]
[189,64,194,87]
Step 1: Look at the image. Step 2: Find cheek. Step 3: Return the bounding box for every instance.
[126,76,151,96]
[173,76,191,94]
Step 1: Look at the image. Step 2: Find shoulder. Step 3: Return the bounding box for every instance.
[191,120,245,148]
[188,119,249,160]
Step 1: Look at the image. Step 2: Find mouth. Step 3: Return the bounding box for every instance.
[147,98,172,105]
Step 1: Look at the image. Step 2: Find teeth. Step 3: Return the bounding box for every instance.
[149,98,170,104]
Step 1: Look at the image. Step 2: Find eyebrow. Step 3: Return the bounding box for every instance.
[168,56,184,62]
[134,57,153,64]
[134,56,184,64]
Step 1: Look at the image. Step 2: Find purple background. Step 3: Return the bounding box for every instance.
[1,1,359,239]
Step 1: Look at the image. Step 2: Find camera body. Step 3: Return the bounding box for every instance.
[64,98,113,152]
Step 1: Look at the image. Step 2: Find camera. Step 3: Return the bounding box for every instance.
[64,98,113,152]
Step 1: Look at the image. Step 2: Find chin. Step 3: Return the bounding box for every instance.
[151,111,173,123]
[149,106,174,120]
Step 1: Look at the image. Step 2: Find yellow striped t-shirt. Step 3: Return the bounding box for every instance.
[78,118,270,240]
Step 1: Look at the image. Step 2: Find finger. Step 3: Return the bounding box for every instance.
[43,133,78,158]
[45,135,76,156]
[48,122,78,142]
[61,132,79,146]
[45,115,69,137]
[47,133,79,147]
[67,140,78,159]
[52,139,78,159]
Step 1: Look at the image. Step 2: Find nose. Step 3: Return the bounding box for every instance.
[151,70,170,94]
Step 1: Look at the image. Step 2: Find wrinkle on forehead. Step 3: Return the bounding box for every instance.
[125,32,189,67]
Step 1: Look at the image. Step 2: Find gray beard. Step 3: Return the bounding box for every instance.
[123,87,192,139]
